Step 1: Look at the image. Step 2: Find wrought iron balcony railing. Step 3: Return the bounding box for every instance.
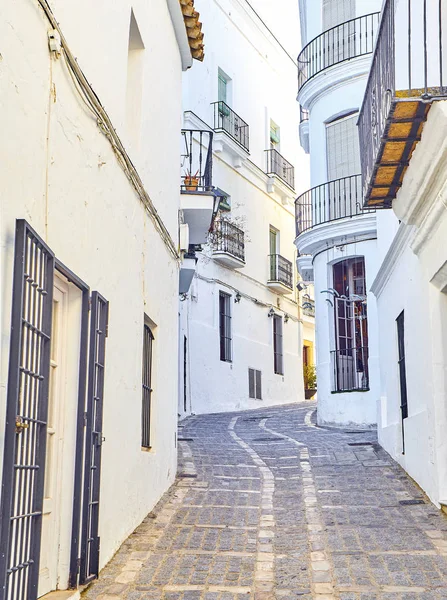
[302,297,315,318]
[269,254,293,289]
[213,220,245,262]
[359,0,447,208]
[181,129,213,193]
[265,149,295,190]
[295,174,375,236]
[298,12,380,93]
[212,101,249,152]
[331,347,369,392]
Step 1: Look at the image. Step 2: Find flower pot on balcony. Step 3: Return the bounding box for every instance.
[184,176,200,191]
[305,388,317,400]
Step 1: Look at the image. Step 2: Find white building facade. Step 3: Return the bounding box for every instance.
[0,1,208,598]
[178,0,312,416]
[295,0,398,428]
[358,0,447,509]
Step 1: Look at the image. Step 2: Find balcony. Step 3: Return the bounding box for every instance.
[212,220,245,269]
[302,296,315,318]
[295,175,375,236]
[359,0,447,208]
[331,347,369,393]
[181,129,219,245]
[265,148,295,190]
[212,101,249,152]
[298,13,380,95]
[267,254,293,294]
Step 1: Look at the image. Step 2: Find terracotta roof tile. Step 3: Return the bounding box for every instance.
[179,0,205,62]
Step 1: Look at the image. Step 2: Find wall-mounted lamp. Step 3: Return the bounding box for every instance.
[234,292,241,303]
[284,314,289,323]
[268,308,275,318]
[297,282,307,292]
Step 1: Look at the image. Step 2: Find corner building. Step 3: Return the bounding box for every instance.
[295,0,398,427]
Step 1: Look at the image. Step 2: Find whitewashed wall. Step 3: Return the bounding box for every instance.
[1,0,185,582]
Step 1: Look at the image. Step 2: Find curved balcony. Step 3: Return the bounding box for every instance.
[298,13,381,94]
[295,175,375,236]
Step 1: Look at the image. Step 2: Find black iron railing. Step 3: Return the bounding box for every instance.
[331,347,369,392]
[213,220,245,262]
[295,174,375,236]
[358,0,447,202]
[300,106,309,123]
[269,254,293,289]
[181,129,213,193]
[298,13,380,93]
[265,149,295,189]
[212,101,249,152]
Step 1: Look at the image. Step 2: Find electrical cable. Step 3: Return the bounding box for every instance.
[36,0,180,261]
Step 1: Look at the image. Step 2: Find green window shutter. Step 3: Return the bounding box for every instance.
[218,73,227,103]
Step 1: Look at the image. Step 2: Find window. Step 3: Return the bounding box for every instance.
[331,258,369,392]
[270,120,280,150]
[218,69,229,104]
[249,368,262,399]
[142,322,154,448]
[269,227,278,255]
[326,113,361,181]
[396,311,408,420]
[219,291,232,362]
[322,0,355,30]
[273,315,284,375]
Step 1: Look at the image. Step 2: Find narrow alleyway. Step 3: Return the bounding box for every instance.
[83,403,447,600]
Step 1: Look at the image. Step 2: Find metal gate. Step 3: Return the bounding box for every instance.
[80,292,108,584]
[0,220,55,600]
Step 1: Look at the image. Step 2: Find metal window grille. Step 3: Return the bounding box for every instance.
[142,323,154,449]
[0,220,55,600]
[273,315,284,375]
[248,368,262,400]
[213,220,245,262]
[219,292,232,362]
[80,292,109,585]
[331,258,369,392]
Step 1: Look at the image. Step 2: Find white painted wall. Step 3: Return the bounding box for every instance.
[372,102,447,507]
[1,0,187,586]
[178,0,311,416]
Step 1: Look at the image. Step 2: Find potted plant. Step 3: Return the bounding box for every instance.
[183,170,200,191]
[303,364,317,400]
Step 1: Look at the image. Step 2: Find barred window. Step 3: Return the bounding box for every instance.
[249,368,262,400]
[273,315,284,375]
[219,292,232,362]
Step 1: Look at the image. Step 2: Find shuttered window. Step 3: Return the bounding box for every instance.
[396,311,408,420]
[219,291,232,362]
[322,0,355,30]
[249,368,262,399]
[326,113,361,181]
[273,315,284,375]
[218,70,228,103]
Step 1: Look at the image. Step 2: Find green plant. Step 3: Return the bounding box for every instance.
[303,364,317,389]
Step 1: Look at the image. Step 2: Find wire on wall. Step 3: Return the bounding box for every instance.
[36,0,180,261]
[196,274,301,323]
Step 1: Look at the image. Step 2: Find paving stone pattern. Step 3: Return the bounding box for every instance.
[82,402,447,600]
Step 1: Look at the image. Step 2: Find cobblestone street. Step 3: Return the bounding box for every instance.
[83,403,447,600]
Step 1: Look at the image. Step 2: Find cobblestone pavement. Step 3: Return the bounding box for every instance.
[82,402,447,600]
